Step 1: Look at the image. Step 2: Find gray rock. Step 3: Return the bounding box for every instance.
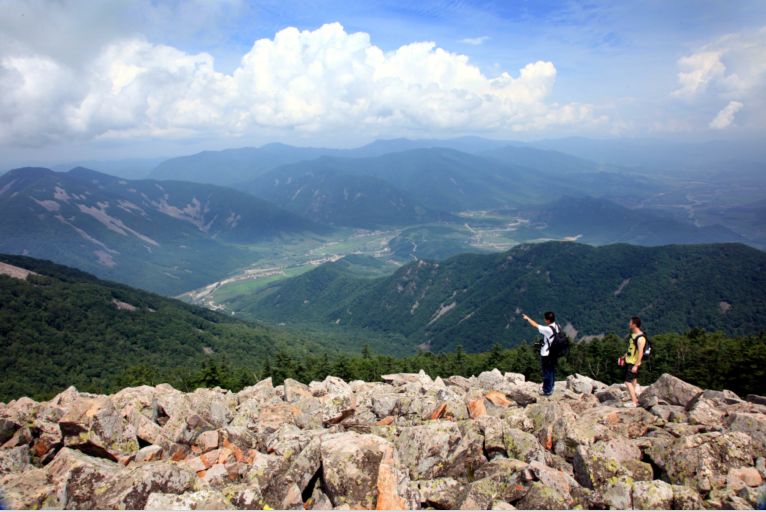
[632,479,674,509]
[638,373,702,407]
[145,490,234,510]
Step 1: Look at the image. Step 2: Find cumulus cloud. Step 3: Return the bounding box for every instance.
[0,22,595,146]
[459,36,490,46]
[673,27,766,99]
[709,100,744,129]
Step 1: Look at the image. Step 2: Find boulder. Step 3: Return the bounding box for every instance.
[415,477,467,509]
[650,431,754,492]
[639,373,702,407]
[396,421,485,481]
[573,439,647,490]
[503,427,546,464]
[516,481,572,509]
[727,466,764,491]
[320,432,408,510]
[566,374,605,395]
[98,461,196,509]
[45,447,122,509]
[725,412,766,456]
[477,369,505,390]
[671,485,705,510]
[632,479,674,509]
[601,475,634,509]
[0,446,30,475]
[0,468,63,509]
[58,396,140,461]
[145,490,234,510]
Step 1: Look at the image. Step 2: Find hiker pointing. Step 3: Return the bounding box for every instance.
[521,311,568,396]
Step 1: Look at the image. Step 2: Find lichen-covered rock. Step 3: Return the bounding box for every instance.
[320,432,407,510]
[415,477,467,509]
[145,490,234,510]
[725,412,766,456]
[516,481,572,509]
[0,445,30,475]
[650,431,754,492]
[632,479,674,509]
[0,371,763,510]
[59,396,140,461]
[395,421,485,480]
[573,439,647,490]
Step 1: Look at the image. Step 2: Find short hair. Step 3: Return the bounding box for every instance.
[631,316,641,328]
[544,311,555,323]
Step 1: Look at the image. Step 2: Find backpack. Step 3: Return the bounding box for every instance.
[548,323,570,358]
[632,332,653,360]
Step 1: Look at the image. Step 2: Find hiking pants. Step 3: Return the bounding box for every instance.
[541,356,556,394]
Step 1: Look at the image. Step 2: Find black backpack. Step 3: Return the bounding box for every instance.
[548,323,570,358]
[632,332,653,360]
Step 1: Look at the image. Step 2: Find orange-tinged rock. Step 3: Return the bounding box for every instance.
[430,403,447,420]
[485,391,512,408]
[376,445,407,510]
[468,399,487,418]
[223,438,245,463]
[376,416,395,426]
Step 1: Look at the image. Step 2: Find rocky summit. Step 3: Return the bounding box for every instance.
[1,372,765,510]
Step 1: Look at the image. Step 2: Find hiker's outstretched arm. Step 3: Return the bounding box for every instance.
[521,314,539,329]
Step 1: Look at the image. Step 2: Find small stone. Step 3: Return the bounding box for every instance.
[135,445,163,463]
[195,430,219,452]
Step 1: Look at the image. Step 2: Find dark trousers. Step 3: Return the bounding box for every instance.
[541,356,557,395]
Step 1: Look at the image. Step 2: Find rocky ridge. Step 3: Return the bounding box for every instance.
[1,371,765,510]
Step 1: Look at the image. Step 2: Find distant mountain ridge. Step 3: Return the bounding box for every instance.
[0,167,320,294]
[229,242,766,352]
[525,196,744,246]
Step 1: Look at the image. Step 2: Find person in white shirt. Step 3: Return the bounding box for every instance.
[521,311,560,396]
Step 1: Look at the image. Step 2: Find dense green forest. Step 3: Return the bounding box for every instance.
[119,330,766,400]
[2,253,765,402]
[229,242,766,352]
[0,254,323,402]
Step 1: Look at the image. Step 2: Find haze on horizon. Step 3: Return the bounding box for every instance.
[1,0,765,169]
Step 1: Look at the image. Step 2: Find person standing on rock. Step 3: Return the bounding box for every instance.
[521,311,561,396]
[621,316,646,408]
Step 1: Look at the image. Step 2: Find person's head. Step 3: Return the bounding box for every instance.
[629,316,641,330]
[544,311,555,325]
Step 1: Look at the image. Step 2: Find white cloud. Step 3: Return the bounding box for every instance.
[0,22,595,146]
[459,36,490,46]
[709,100,744,129]
[673,27,766,99]
[672,51,725,97]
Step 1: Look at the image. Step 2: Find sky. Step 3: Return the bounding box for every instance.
[1,0,765,167]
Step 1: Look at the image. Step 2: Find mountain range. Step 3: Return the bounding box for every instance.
[228,241,766,353]
[0,167,320,294]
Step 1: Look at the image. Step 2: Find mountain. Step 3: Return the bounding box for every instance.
[239,166,450,228]
[0,167,320,294]
[525,196,745,246]
[0,254,311,401]
[229,242,766,352]
[148,137,514,186]
[244,148,546,217]
[148,143,341,186]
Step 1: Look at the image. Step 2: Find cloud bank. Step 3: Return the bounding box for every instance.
[0,22,595,147]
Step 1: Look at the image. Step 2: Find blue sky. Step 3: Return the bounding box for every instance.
[0,0,764,165]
